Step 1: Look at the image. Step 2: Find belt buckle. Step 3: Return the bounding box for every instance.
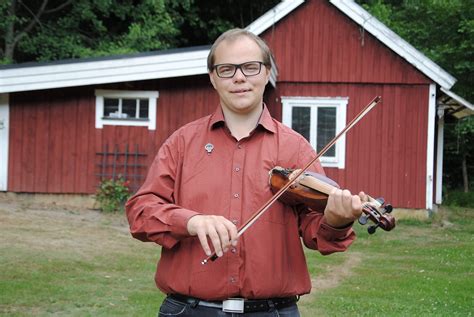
[222,298,244,313]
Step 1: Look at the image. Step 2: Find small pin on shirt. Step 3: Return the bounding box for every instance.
[205,143,214,154]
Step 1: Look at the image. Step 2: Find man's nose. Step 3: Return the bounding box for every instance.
[233,67,246,81]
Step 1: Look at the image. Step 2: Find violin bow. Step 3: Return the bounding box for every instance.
[202,96,382,264]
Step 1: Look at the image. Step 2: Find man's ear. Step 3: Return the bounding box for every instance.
[209,72,217,90]
[264,67,271,85]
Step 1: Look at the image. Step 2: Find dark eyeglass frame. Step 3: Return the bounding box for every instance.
[212,61,266,78]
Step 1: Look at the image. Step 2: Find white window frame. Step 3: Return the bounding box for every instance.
[281,96,348,169]
[95,89,158,130]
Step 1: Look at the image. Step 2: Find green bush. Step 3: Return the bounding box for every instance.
[443,190,474,207]
[96,178,132,212]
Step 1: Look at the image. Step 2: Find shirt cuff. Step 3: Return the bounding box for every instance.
[169,208,202,237]
[319,217,354,241]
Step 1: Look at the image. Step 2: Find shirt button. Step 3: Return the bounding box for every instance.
[233,193,239,198]
[232,219,238,225]
[235,167,240,172]
[231,248,237,253]
[230,277,236,283]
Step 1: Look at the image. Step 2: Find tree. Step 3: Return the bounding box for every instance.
[172,0,280,46]
[1,0,196,63]
[444,116,474,192]
[1,0,72,63]
[0,0,279,64]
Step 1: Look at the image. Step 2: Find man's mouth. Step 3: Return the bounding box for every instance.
[231,88,251,94]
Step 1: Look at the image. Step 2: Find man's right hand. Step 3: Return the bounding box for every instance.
[187,215,238,257]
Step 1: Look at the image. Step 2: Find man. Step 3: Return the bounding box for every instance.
[126,28,365,317]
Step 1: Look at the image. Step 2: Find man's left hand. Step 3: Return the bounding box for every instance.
[324,189,367,228]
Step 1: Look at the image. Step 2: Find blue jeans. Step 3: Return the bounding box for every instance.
[158,296,301,317]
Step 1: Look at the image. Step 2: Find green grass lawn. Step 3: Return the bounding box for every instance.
[302,207,474,316]
[1,202,473,316]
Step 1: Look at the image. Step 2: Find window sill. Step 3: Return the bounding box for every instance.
[102,117,149,122]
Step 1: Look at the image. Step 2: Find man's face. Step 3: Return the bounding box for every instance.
[209,36,270,115]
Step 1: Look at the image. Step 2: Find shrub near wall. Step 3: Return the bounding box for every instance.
[96,178,131,212]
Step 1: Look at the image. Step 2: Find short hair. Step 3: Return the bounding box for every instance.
[207,28,273,72]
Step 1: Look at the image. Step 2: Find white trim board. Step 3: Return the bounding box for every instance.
[0,94,9,191]
[0,49,210,94]
[426,84,437,210]
[246,0,305,35]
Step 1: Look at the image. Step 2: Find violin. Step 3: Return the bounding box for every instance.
[269,166,396,234]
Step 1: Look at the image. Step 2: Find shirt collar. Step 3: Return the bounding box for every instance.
[210,103,277,134]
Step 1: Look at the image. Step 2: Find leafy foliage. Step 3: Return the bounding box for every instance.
[444,116,474,190]
[443,189,474,207]
[172,0,279,46]
[0,0,279,64]
[12,0,189,62]
[96,177,131,212]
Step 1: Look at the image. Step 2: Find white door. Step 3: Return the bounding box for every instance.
[0,94,9,191]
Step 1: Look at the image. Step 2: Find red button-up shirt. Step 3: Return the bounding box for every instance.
[126,105,355,300]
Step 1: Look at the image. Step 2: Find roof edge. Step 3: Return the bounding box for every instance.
[439,87,474,119]
[440,87,473,110]
[246,0,305,35]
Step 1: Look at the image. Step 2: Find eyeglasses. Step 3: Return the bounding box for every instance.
[213,61,265,78]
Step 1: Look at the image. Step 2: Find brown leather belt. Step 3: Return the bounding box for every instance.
[169,294,298,313]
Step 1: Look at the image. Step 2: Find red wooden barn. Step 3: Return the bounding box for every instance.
[0,0,472,210]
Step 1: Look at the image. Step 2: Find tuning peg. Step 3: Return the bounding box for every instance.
[384,204,393,213]
[368,224,379,234]
[358,215,369,225]
[375,197,385,205]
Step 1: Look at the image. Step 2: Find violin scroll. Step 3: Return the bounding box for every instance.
[358,198,395,234]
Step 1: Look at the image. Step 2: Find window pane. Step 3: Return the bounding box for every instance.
[139,99,149,119]
[122,99,137,118]
[317,107,336,156]
[104,98,119,117]
[292,107,311,141]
